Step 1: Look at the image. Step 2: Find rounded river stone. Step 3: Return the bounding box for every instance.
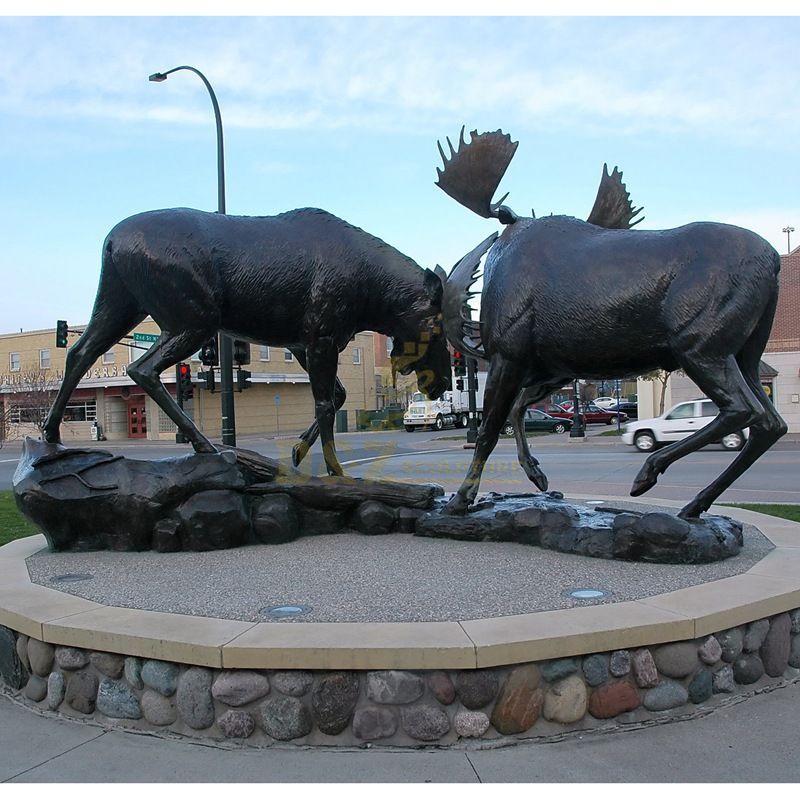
[124,657,144,690]
[0,626,26,690]
[716,628,744,663]
[698,636,723,665]
[540,658,578,683]
[366,670,423,705]
[490,665,543,735]
[24,675,48,702]
[16,634,30,672]
[609,650,631,677]
[582,654,609,687]
[712,665,735,693]
[47,671,66,710]
[311,671,360,735]
[353,706,398,741]
[212,670,270,707]
[141,689,177,726]
[271,671,313,697]
[141,660,179,697]
[97,678,142,719]
[688,670,713,704]
[454,710,490,738]
[176,667,214,730]
[632,649,659,688]
[455,669,499,709]
[733,654,765,685]
[28,638,55,677]
[543,674,588,723]
[743,619,770,653]
[218,710,256,739]
[653,642,699,678]
[761,613,791,677]
[65,671,99,714]
[55,647,89,671]
[790,635,800,669]
[259,695,312,741]
[643,679,689,711]
[427,671,456,705]
[401,704,450,741]
[90,652,125,679]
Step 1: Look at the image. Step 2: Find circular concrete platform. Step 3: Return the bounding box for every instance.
[2,496,798,671]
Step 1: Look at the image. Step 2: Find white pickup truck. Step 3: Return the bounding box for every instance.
[402,370,487,432]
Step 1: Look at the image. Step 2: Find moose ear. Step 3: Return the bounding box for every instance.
[424,267,445,306]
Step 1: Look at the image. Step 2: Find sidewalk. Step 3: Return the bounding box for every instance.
[2,678,800,782]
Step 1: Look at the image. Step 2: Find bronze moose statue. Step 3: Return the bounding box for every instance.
[42,207,452,475]
[437,128,786,519]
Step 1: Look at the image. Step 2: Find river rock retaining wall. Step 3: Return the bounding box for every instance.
[2,612,799,747]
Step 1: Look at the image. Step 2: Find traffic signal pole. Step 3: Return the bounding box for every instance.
[466,356,478,445]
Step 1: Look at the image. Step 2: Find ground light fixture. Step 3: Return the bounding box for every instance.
[565,588,612,600]
[261,605,312,618]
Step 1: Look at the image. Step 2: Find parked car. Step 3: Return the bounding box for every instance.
[621,398,748,452]
[607,401,639,420]
[591,396,619,409]
[547,402,628,425]
[502,408,573,436]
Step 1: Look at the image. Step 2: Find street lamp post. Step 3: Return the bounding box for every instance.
[149,66,237,447]
[569,379,585,438]
[783,225,795,255]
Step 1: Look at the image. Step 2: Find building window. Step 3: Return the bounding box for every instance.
[386,337,393,356]
[260,345,270,362]
[11,399,97,424]
[39,349,51,369]
[102,349,115,365]
[284,349,294,362]
[191,350,201,362]
[9,352,20,372]
[353,347,362,365]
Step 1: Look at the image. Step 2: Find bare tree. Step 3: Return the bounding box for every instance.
[639,369,684,415]
[1,365,61,441]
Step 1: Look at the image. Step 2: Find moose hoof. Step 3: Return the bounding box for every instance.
[443,494,470,515]
[526,464,549,492]
[630,463,660,496]
[292,441,310,467]
[678,502,705,520]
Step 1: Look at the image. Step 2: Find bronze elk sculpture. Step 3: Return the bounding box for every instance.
[437,128,785,519]
[42,208,452,476]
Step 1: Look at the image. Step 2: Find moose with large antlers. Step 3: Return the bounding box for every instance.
[42,207,452,476]
[436,128,786,519]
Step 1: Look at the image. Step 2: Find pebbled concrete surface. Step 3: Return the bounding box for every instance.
[25,498,772,624]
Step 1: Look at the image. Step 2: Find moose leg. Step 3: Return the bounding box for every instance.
[630,354,763,515]
[678,327,787,518]
[510,379,570,492]
[444,356,524,514]
[289,347,347,468]
[126,329,218,453]
[306,337,345,476]
[43,307,147,444]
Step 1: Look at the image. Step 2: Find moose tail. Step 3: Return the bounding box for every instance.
[435,127,518,220]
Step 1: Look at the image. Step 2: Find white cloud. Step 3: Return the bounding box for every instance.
[0,16,797,144]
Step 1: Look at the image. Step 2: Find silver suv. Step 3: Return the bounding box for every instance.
[621,399,748,452]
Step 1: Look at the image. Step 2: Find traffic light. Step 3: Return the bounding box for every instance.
[233,339,251,366]
[455,377,464,392]
[199,336,219,366]
[177,362,193,401]
[56,320,68,348]
[236,368,252,392]
[452,350,466,377]
[198,369,216,392]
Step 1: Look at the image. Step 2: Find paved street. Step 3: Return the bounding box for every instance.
[4,428,799,506]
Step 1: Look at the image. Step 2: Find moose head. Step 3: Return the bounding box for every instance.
[390,267,451,400]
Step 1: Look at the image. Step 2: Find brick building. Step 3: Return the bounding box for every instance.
[0,320,377,443]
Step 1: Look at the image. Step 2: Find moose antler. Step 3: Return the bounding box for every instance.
[441,232,498,360]
[436,127,519,220]
[587,164,645,230]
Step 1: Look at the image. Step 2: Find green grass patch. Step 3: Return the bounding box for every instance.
[598,429,625,436]
[0,490,39,546]
[720,503,800,523]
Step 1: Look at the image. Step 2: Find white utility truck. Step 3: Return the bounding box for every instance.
[402,369,487,432]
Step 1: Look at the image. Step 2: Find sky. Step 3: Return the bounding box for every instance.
[1,6,799,334]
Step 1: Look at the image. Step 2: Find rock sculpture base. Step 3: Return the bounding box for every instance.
[13,439,742,563]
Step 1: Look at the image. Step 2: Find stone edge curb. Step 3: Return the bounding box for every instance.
[0,497,798,670]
